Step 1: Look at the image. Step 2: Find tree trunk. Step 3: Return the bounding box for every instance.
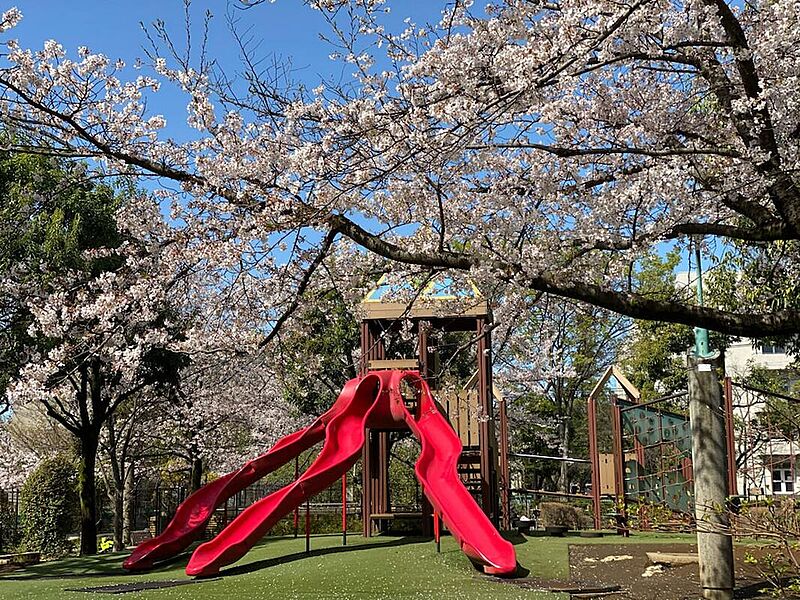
[123,464,134,547]
[112,487,124,551]
[189,456,203,493]
[688,354,734,600]
[104,418,125,551]
[78,431,99,556]
[558,419,571,493]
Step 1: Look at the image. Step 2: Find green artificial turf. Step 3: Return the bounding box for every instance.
[0,532,697,600]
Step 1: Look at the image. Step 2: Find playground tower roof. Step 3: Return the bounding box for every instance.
[360,273,488,320]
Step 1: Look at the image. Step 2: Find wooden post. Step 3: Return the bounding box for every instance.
[418,321,434,537]
[360,320,386,538]
[499,391,511,531]
[688,355,734,600]
[588,392,602,530]
[476,317,497,523]
[611,398,628,536]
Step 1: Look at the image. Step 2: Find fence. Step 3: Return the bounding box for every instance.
[1,467,384,551]
[0,488,20,552]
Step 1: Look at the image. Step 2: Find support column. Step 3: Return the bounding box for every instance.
[588,393,602,530]
[418,321,434,536]
[611,398,628,536]
[499,392,511,531]
[363,429,390,536]
[476,317,498,523]
[688,355,734,600]
[361,320,386,537]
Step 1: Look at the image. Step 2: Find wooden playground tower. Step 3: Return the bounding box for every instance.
[358,275,511,535]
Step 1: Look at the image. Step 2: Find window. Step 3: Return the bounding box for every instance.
[772,468,794,493]
[760,343,787,355]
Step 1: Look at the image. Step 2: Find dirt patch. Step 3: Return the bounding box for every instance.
[568,543,793,599]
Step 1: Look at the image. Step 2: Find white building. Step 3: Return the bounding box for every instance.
[674,271,797,498]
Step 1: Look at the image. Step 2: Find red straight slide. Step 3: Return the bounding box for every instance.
[122,379,362,571]
[184,374,382,576]
[391,371,517,575]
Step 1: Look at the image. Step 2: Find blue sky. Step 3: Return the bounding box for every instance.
[9,1,442,142]
[7,1,695,272]
[11,1,340,141]
[6,1,450,260]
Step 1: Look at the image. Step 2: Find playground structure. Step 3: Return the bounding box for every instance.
[123,276,514,577]
[123,370,516,576]
[587,365,800,531]
[359,275,510,535]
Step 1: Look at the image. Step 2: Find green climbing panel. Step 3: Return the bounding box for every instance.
[619,399,694,513]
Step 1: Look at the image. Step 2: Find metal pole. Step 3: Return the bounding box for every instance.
[342,474,347,546]
[305,499,310,554]
[293,457,299,538]
[433,512,440,553]
[693,244,712,358]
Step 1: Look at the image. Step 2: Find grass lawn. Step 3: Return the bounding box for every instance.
[0,532,698,599]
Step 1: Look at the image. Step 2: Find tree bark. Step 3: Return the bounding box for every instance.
[123,464,134,547]
[558,419,571,494]
[78,430,99,556]
[688,354,734,600]
[189,456,203,493]
[112,487,124,551]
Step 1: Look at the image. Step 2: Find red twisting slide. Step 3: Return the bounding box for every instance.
[123,370,517,577]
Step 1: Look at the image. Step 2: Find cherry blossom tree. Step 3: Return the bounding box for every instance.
[0,0,797,341]
[0,2,797,590]
[5,194,189,554]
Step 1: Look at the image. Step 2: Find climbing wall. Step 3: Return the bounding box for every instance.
[619,399,694,513]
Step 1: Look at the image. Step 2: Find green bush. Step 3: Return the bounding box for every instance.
[19,455,79,557]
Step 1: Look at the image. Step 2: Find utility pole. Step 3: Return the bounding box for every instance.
[688,243,734,600]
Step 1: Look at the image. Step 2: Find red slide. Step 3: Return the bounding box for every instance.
[390,371,517,575]
[124,370,516,578]
[122,380,361,571]
[184,374,383,576]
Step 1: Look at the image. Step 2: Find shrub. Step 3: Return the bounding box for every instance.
[19,455,79,557]
[539,501,578,528]
[731,497,800,597]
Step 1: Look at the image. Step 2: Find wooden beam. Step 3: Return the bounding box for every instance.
[368,359,420,371]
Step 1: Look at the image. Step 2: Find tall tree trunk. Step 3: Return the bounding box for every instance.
[557,420,571,493]
[112,487,124,551]
[189,456,203,493]
[78,431,99,556]
[123,464,134,546]
[104,417,125,551]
